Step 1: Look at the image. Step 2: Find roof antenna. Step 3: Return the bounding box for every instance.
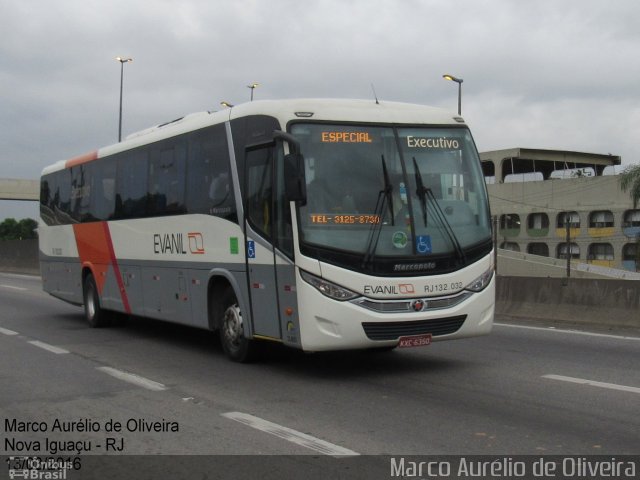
[371,83,380,105]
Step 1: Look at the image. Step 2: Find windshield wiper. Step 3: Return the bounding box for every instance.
[362,155,394,268]
[413,157,466,265]
[412,157,428,226]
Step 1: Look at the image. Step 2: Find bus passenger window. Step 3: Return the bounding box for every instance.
[186,124,236,219]
[246,147,273,239]
[116,150,148,219]
[209,172,229,205]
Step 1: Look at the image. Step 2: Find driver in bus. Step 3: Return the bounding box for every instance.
[305,154,358,215]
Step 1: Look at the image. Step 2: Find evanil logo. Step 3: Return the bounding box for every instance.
[153,232,205,255]
[363,284,415,295]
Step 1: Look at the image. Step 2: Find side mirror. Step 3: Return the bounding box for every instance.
[284,153,307,205]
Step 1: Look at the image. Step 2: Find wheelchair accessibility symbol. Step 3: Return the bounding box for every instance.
[416,235,432,254]
[247,240,256,259]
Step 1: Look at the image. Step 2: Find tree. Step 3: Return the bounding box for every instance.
[620,165,640,272]
[18,218,38,239]
[0,218,38,240]
[0,218,19,240]
[620,164,640,208]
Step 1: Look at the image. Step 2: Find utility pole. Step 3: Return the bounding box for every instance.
[565,218,571,283]
[493,215,498,272]
[116,57,133,142]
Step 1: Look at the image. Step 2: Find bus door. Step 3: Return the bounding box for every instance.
[244,143,282,340]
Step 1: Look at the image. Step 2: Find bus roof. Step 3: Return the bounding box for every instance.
[42,98,464,175]
[229,98,461,125]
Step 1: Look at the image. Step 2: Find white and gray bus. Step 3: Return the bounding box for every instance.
[39,99,495,362]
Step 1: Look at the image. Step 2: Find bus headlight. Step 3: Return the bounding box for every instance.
[299,270,360,301]
[464,267,494,293]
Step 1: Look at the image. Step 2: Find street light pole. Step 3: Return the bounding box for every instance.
[247,83,259,101]
[116,57,133,142]
[442,74,463,115]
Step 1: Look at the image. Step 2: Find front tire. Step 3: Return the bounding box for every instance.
[83,274,109,328]
[219,288,257,362]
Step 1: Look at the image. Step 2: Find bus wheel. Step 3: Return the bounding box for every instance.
[220,289,256,362]
[83,274,108,328]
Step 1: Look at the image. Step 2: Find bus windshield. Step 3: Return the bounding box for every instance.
[291,123,492,273]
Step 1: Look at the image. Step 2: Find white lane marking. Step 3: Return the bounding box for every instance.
[543,374,640,395]
[495,323,640,341]
[97,366,167,391]
[0,284,27,291]
[0,273,39,280]
[222,411,359,457]
[0,327,19,335]
[28,340,69,354]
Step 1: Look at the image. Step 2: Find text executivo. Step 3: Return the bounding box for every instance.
[406,136,461,149]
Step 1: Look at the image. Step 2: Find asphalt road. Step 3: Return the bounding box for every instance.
[1,272,639,478]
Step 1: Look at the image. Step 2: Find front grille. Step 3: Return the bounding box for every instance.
[352,291,472,313]
[362,315,466,341]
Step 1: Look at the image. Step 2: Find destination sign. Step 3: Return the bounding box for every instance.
[321,131,373,143]
[309,214,381,225]
[405,136,461,149]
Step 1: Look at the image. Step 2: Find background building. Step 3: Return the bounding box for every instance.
[481,148,639,273]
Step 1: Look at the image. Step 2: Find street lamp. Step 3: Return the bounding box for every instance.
[442,74,463,115]
[220,101,234,108]
[247,82,259,101]
[116,57,133,142]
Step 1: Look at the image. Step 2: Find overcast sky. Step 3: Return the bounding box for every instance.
[2,0,640,220]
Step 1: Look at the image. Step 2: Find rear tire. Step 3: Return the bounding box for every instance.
[83,274,109,328]
[219,288,257,362]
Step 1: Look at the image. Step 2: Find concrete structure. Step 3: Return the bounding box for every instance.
[482,148,639,273]
[496,275,640,329]
[481,147,620,183]
[497,248,640,280]
[0,239,39,275]
[0,178,39,201]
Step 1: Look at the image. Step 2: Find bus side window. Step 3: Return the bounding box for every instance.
[91,159,116,221]
[148,141,186,216]
[116,150,148,219]
[55,169,72,224]
[71,164,93,222]
[274,143,293,258]
[209,172,229,206]
[186,124,236,220]
[40,175,56,225]
[245,146,273,240]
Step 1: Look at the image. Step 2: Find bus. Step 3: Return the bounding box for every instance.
[39,99,494,362]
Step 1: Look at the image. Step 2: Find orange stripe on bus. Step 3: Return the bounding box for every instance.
[66,150,98,168]
[72,222,131,314]
[102,222,131,314]
[73,223,111,293]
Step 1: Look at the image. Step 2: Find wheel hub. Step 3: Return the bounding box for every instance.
[223,304,243,348]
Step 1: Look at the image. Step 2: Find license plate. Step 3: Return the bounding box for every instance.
[398,334,432,348]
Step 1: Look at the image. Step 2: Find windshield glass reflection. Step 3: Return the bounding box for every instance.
[291,123,491,269]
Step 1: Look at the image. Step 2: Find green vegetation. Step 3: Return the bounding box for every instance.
[0,218,38,240]
[620,164,640,208]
